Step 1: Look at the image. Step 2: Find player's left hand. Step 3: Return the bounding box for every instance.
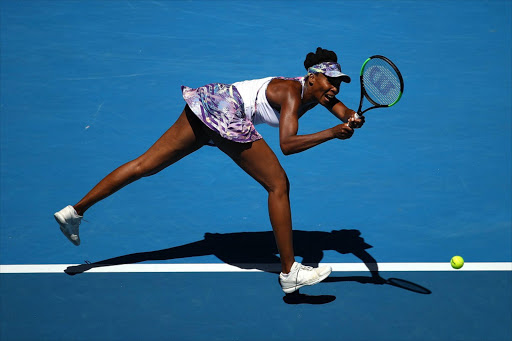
[348,114,365,128]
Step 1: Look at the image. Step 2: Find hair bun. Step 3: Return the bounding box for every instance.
[304,47,339,70]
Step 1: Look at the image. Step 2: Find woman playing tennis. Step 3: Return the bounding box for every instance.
[54,47,365,294]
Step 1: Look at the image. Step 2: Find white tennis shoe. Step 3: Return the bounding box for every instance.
[54,205,83,246]
[279,262,332,294]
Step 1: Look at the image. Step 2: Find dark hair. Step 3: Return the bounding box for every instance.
[304,47,338,70]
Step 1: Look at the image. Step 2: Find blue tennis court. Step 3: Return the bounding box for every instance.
[1,1,511,340]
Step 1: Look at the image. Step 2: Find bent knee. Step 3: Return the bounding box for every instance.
[266,172,290,196]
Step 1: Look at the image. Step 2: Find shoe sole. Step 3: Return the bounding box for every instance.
[281,267,332,294]
[54,213,80,246]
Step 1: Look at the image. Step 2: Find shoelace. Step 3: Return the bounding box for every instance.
[75,217,88,225]
[293,264,314,292]
[299,264,313,271]
[69,217,87,233]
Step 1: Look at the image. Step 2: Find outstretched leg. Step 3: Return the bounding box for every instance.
[73,107,209,215]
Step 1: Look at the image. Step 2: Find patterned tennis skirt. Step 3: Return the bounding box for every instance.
[181,83,262,143]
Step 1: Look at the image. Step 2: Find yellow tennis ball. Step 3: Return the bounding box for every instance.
[451,256,464,269]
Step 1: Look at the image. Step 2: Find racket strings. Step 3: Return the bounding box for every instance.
[362,59,401,105]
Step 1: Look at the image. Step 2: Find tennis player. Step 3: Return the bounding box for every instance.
[54,47,365,293]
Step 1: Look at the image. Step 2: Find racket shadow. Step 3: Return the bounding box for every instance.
[324,275,432,295]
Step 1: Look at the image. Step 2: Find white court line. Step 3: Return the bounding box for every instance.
[0,262,511,274]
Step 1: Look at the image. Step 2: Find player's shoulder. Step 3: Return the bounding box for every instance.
[268,78,302,98]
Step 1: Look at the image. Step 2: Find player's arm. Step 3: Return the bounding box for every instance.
[325,97,365,128]
[268,81,354,155]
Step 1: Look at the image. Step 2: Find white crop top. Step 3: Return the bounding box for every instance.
[232,76,306,127]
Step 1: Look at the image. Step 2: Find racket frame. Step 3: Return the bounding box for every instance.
[356,55,404,117]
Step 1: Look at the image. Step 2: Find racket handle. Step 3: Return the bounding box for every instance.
[348,112,362,128]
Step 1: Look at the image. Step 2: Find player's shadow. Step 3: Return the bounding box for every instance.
[64,229,421,304]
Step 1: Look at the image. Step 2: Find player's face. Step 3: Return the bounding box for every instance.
[312,73,341,105]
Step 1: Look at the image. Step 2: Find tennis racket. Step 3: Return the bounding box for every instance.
[352,55,404,121]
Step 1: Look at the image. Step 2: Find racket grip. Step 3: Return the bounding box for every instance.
[353,112,361,119]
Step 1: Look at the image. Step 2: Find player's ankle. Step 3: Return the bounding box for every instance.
[281,260,296,274]
[73,205,85,217]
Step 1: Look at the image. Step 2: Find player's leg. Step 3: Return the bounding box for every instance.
[55,106,208,245]
[73,106,208,215]
[203,131,332,292]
